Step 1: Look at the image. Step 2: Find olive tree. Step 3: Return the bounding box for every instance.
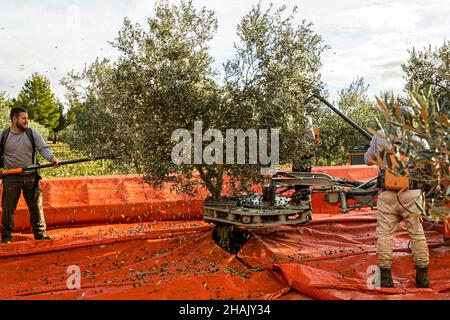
[223,2,327,176]
[62,1,327,200]
[402,41,449,110]
[62,0,221,188]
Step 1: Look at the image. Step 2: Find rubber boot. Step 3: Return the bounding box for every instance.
[380,268,394,288]
[416,266,430,288]
[1,237,12,244]
[34,232,52,241]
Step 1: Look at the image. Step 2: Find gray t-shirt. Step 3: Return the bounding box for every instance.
[1,128,55,172]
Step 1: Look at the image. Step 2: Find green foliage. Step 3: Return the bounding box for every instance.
[315,78,384,165]
[37,143,122,178]
[376,83,449,221]
[380,42,450,220]
[61,60,119,159]
[15,73,61,130]
[402,41,449,110]
[29,120,50,141]
[225,3,327,172]
[0,91,11,128]
[62,0,219,187]
[0,91,49,139]
[62,1,327,199]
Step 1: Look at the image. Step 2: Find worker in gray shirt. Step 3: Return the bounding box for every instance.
[0,107,59,243]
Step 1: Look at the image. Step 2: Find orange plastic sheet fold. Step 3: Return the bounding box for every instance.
[0,166,448,300]
[0,175,209,232]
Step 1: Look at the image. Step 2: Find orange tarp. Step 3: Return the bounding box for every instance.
[0,175,207,232]
[0,166,448,300]
[0,166,380,231]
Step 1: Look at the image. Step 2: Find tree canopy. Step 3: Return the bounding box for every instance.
[0,91,11,128]
[402,41,449,111]
[62,0,327,199]
[15,73,61,130]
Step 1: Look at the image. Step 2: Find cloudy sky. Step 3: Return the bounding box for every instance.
[0,0,448,103]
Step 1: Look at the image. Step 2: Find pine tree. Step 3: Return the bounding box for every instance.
[16,73,61,129]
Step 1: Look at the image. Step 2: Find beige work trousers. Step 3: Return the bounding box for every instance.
[376,189,429,269]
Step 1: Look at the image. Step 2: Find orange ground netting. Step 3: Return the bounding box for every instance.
[0,166,448,300]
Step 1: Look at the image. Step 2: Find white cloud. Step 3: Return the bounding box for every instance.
[335,2,422,34]
[0,0,448,104]
[305,1,449,100]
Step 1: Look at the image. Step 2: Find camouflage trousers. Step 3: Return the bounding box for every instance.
[376,189,429,269]
[1,173,46,239]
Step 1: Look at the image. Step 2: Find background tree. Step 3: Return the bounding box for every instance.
[315,78,384,165]
[1,91,50,140]
[0,91,12,128]
[15,73,61,130]
[402,41,449,111]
